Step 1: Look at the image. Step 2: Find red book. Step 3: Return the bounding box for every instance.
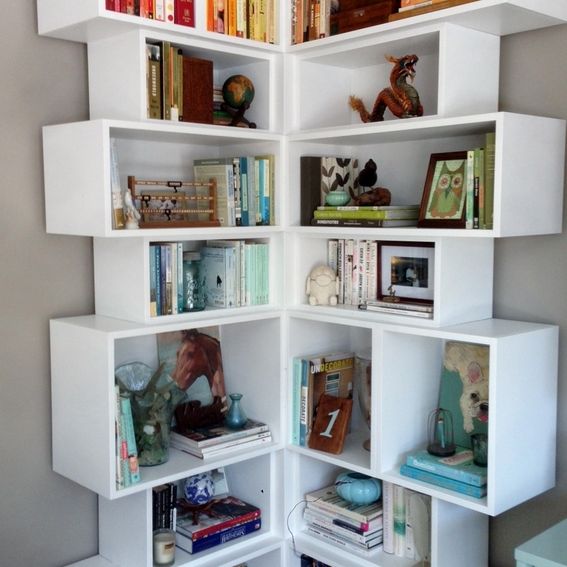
[175,0,194,26]
[105,0,118,10]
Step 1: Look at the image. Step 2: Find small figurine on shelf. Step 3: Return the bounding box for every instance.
[349,54,423,122]
[123,188,141,229]
[220,74,257,128]
[350,159,392,206]
[306,265,339,306]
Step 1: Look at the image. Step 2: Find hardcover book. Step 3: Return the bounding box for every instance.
[313,206,418,220]
[400,464,487,498]
[201,246,229,307]
[182,56,213,124]
[174,0,194,26]
[172,432,272,459]
[193,158,235,227]
[406,446,487,486]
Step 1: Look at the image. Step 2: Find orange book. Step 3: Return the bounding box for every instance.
[227,0,237,36]
[207,0,215,30]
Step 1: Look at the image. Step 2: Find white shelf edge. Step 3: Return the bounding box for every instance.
[287,0,567,55]
[100,226,285,240]
[291,225,495,239]
[66,556,117,567]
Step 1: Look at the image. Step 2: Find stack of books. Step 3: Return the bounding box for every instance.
[170,418,272,459]
[175,495,261,554]
[359,299,433,319]
[304,484,383,552]
[400,446,488,498]
[312,205,419,228]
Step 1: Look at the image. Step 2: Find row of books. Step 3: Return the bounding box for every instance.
[291,351,354,447]
[207,0,278,44]
[175,495,262,554]
[149,240,269,316]
[146,42,213,123]
[201,240,270,308]
[114,386,141,489]
[312,204,419,228]
[194,155,276,227]
[465,132,495,230]
[400,446,488,498]
[304,483,383,552]
[393,0,476,19]
[382,481,432,561]
[327,239,378,307]
[170,418,271,459]
[153,482,177,530]
[106,0,194,26]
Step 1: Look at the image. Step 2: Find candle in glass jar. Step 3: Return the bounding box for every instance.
[153,529,175,566]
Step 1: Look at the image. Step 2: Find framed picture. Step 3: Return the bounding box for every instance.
[377,241,434,304]
[417,152,467,228]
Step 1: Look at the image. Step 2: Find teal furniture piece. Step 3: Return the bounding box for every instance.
[515,518,567,567]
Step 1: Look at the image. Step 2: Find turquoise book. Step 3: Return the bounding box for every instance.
[406,447,487,487]
[400,464,487,499]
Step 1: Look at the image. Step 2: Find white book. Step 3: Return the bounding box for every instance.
[393,484,406,557]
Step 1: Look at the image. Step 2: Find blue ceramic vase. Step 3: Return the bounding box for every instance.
[335,472,381,506]
[225,393,248,429]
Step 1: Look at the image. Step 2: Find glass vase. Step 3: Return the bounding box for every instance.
[131,392,174,466]
[225,393,248,429]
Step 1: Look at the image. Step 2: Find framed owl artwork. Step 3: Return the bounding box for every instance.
[417,152,468,228]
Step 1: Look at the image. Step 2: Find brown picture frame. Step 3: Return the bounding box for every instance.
[377,241,434,305]
[417,151,468,228]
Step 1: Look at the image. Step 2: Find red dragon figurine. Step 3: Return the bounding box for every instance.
[349,54,423,122]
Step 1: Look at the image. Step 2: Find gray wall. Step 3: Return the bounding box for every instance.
[0,3,565,566]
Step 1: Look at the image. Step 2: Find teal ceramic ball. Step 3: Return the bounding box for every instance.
[335,472,381,506]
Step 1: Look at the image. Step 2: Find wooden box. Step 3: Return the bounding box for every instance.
[331,0,400,35]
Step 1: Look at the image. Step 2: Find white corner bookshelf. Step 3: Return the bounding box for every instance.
[38,0,567,566]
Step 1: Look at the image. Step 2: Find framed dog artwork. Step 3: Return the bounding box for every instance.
[438,340,489,450]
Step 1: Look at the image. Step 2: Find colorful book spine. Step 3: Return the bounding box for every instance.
[174,0,194,26]
[120,395,141,484]
[465,149,475,229]
[175,517,261,554]
[299,358,308,446]
[484,132,496,230]
[400,464,487,498]
[239,157,250,226]
[393,484,406,556]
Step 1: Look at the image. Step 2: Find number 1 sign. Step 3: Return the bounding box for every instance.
[308,394,353,454]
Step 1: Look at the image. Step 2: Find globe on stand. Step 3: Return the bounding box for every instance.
[221,74,257,128]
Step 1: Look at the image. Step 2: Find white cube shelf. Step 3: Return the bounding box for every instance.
[93,233,284,323]
[286,313,558,517]
[287,23,499,131]
[288,112,566,238]
[50,314,284,500]
[42,119,283,237]
[98,452,284,567]
[87,29,282,130]
[288,234,494,327]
